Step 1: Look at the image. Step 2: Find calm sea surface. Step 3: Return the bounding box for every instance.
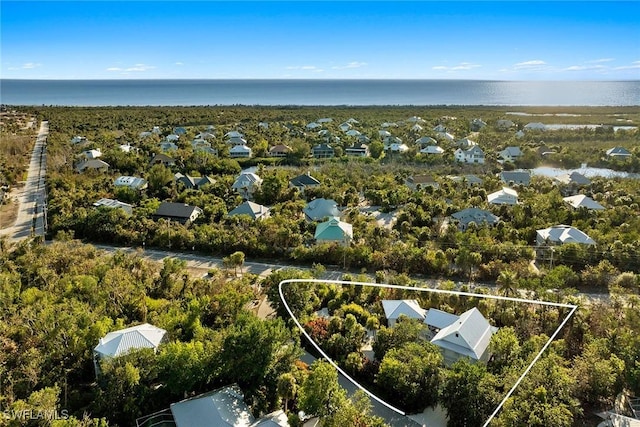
[1,79,638,107]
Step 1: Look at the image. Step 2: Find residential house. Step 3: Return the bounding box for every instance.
[166,134,180,142]
[496,119,515,130]
[554,171,591,186]
[76,159,110,173]
[314,217,353,246]
[232,172,262,200]
[224,131,244,139]
[94,323,166,376]
[410,124,423,132]
[537,145,555,157]
[405,174,439,191]
[563,194,604,211]
[346,118,359,124]
[381,300,426,327]
[135,385,289,427]
[345,142,369,157]
[173,127,187,135]
[499,146,523,163]
[423,308,460,337]
[93,198,133,215]
[317,117,333,124]
[500,170,531,186]
[226,136,248,146]
[152,202,203,226]
[119,143,137,153]
[381,122,398,128]
[303,198,340,221]
[454,146,485,164]
[451,208,500,230]
[174,173,215,189]
[420,145,445,155]
[306,122,321,130]
[536,224,596,246]
[139,131,153,139]
[159,141,179,152]
[71,136,87,144]
[339,122,352,132]
[448,174,483,187]
[455,138,477,149]
[524,122,546,131]
[407,116,425,124]
[82,149,102,159]
[606,147,632,158]
[195,131,215,140]
[269,144,292,157]
[258,121,269,130]
[433,124,447,132]
[114,176,147,190]
[150,153,175,166]
[229,144,252,158]
[385,143,409,153]
[378,130,392,138]
[488,187,518,205]
[191,140,218,156]
[312,143,335,159]
[415,136,438,147]
[289,172,321,193]
[429,308,498,365]
[227,201,270,221]
[470,118,487,131]
[515,130,526,139]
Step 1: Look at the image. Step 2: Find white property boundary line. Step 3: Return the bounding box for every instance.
[279,278,578,426]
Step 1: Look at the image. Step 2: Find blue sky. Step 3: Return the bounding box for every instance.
[1,1,639,80]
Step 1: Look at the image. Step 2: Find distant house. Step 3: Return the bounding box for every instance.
[345,142,369,157]
[415,136,438,147]
[114,176,147,190]
[433,124,447,132]
[174,173,215,189]
[496,119,515,130]
[229,144,252,158]
[227,201,270,220]
[119,143,137,153]
[488,187,518,205]
[232,172,262,200]
[71,136,87,144]
[385,143,409,153]
[76,159,110,173]
[82,149,102,159]
[381,300,426,327]
[135,385,289,427]
[289,173,321,193]
[499,147,523,162]
[150,153,175,166]
[405,174,439,191]
[173,127,187,135]
[94,323,166,376]
[93,198,133,215]
[226,136,248,146]
[314,217,353,246]
[537,145,555,157]
[318,117,333,124]
[312,143,335,159]
[524,122,546,131]
[499,170,531,186]
[303,198,340,221]
[410,124,423,132]
[195,131,215,140]
[606,147,632,158]
[554,171,591,187]
[451,208,500,230]
[429,308,498,365]
[563,194,604,211]
[224,131,244,139]
[448,174,483,187]
[258,122,269,130]
[536,224,595,246]
[339,122,352,132]
[470,118,487,131]
[420,145,445,155]
[455,138,477,149]
[166,134,180,142]
[269,144,292,157]
[306,122,322,130]
[454,146,485,164]
[152,202,203,226]
[192,141,218,156]
[159,141,179,152]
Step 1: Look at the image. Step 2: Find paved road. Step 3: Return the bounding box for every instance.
[0,121,48,242]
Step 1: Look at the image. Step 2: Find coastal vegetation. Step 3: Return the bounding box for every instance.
[1,105,639,426]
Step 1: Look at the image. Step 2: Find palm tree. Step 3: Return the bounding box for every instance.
[497,270,518,298]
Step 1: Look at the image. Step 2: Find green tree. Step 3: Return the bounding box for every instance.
[376,341,443,412]
[298,360,347,418]
[277,372,297,413]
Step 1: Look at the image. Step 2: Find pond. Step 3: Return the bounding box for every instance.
[532,166,640,179]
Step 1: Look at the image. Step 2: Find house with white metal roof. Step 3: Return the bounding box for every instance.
[227,201,270,221]
[93,198,133,215]
[563,195,604,211]
[487,187,518,205]
[430,308,497,364]
[114,176,148,190]
[451,208,500,230]
[94,323,167,376]
[381,300,426,327]
[536,224,596,246]
[303,198,340,221]
[232,172,262,200]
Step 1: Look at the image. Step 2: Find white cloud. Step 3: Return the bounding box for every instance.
[513,60,547,70]
[563,64,606,72]
[432,62,481,71]
[614,60,640,70]
[285,65,324,72]
[175,62,184,66]
[586,58,615,64]
[332,61,367,70]
[22,63,42,69]
[107,63,155,72]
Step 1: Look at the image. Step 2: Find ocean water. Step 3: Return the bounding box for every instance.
[1,79,638,107]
